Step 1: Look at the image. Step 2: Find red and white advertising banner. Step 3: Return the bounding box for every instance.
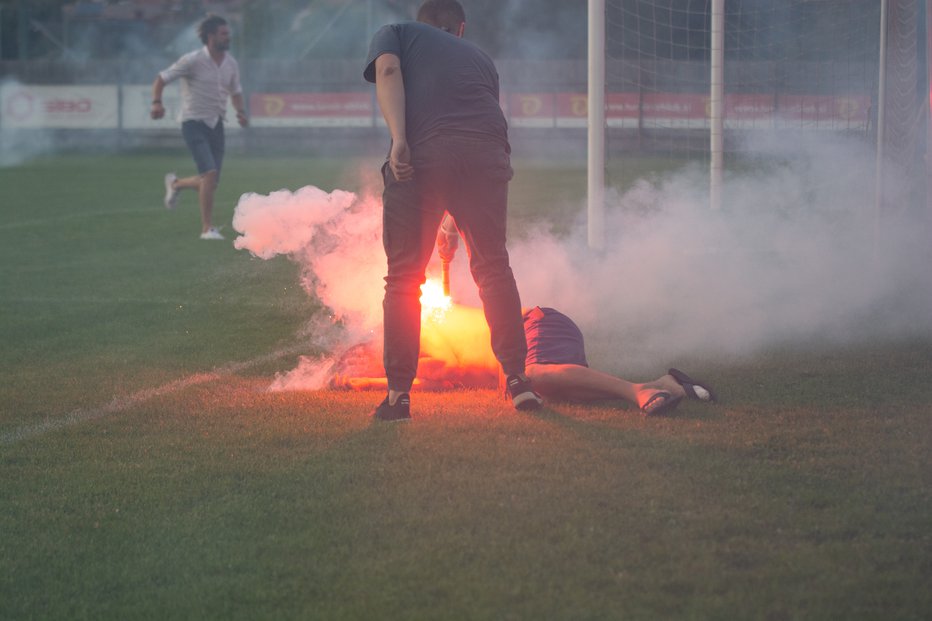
[724,94,775,129]
[510,92,868,131]
[249,92,373,127]
[507,93,555,128]
[555,93,588,128]
[1,84,118,129]
[549,92,712,129]
[122,84,243,131]
[641,93,709,129]
[606,93,640,128]
[775,94,870,130]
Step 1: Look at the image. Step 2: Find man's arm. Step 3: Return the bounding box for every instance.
[150,75,166,120]
[374,53,413,182]
[231,92,248,127]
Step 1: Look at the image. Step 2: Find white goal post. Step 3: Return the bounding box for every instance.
[587,0,725,243]
[587,0,909,249]
[588,0,605,250]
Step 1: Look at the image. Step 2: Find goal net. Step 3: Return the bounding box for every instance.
[601,0,927,215]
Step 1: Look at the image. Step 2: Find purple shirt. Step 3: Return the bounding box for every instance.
[523,307,589,367]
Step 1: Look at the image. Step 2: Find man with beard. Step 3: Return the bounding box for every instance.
[151,14,248,240]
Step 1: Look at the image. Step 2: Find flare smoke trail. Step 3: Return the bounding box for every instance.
[509,133,932,373]
[0,79,55,168]
[233,185,387,390]
[234,134,932,388]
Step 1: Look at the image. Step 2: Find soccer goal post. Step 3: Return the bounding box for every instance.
[588,0,605,250]
[588,0,927,247]
[587,0,727,246]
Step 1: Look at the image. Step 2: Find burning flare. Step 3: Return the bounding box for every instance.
[420,277,452,322]
[232,186,500,392]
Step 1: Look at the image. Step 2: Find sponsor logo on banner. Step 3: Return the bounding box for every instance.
[724,94,775,129]
[642,93,709,129]
[0,84,118,129]
[508,93,554,128]
[606,93,640,128]
[555,93,587,128]
[776,94,870,129]
[250,93,373,127]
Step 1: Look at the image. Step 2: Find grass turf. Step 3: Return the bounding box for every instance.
[1,153,931,620]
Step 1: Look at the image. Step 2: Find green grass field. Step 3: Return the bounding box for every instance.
[1,152,931,620]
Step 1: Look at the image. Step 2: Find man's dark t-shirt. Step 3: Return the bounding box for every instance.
[364,21,508,150]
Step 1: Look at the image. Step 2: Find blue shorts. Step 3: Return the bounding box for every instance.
[181,119,224,180]
[523,306,588,367]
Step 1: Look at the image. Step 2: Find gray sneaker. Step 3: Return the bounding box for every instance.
[164,172,179,209]
[199,227,224,240]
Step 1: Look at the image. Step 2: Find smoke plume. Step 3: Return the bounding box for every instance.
[509,132,932,374]
[0,79,56,168]
[234,133,932,389]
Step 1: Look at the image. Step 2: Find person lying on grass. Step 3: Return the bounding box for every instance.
[521,305,715,416]
[328,303,716,418]
[438,212,717,417]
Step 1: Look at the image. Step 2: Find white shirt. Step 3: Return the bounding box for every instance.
[160,46,242,127]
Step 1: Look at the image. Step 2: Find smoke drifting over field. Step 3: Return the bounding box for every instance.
[0,79,55,168]
[511,135,932,373]
[233,132,931,388]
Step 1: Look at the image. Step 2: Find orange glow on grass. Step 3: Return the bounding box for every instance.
[419,278,498,386]
[420,278,452,322]
[329,280,499,391]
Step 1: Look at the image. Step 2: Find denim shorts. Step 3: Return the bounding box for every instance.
[181,119,224,179]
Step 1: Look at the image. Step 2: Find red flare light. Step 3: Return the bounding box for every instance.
[330,278,499,391]
[420,278,452,322]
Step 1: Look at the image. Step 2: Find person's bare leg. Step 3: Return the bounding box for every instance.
[197,170,218,233]
[172,171,217,233]
[525,363,686,410]
[173,174,201,192]
[388,388,406,405]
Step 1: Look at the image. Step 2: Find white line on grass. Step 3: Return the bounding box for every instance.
[0,208,154,231]
[2,295,299,308]
[0,344,307,447]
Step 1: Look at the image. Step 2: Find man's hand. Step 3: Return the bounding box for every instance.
[389,139,413,181]
[375,52,411,181]
[150,102,165,120]
[236,109,249,127]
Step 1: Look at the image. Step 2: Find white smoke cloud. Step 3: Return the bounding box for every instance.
[234,132,932,387]
[233,184,386,390]
[0,79,56,168]
[510,132,932,373]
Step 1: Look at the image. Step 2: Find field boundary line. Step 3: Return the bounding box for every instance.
[0,207,152,231]
[0,344,306,447]
[2,295,299,308]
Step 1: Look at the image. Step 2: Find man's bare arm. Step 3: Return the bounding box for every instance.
[375,53,413,181]
[231,92,248,127]
[150,75,166,120]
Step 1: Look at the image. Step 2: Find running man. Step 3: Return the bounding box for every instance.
[151,14,248,240]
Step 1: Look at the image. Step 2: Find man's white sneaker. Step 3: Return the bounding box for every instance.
[164,173,179,209]
[199,227,224,240]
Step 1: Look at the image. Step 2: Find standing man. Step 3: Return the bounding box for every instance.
[364,0,541,421]
[151,14,248,240]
